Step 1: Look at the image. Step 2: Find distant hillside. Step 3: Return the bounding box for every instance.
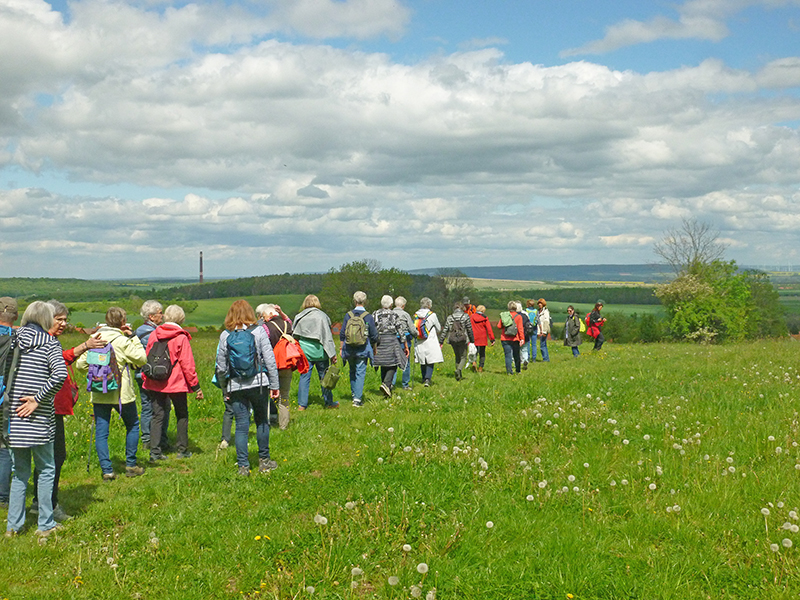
[409,264,673,283]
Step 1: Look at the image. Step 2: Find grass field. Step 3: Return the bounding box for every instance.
[2,335,800,599]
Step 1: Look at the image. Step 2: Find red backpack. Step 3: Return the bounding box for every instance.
[270,322,309,374]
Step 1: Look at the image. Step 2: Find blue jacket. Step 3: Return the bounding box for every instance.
[340,307,378,359]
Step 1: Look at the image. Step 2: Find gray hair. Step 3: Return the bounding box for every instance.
[420,297,432,309]
[353,291,367,305]
[21,301,55,331]
[164,304,185,325]
[394,296,407,309]
[380,295,393,309]
[106,307,127,328]
[47,299,69,317]
[256,303,277,319]
[140,300,163,320]
[515,301,523,312]
[507,300,517,311]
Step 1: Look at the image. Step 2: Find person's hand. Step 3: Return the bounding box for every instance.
[331,355,338,365]
[270,389,280,399]
[120,323,133,336]
[195,389,204,400]
[85,335,106,349]
[16,396,39,417]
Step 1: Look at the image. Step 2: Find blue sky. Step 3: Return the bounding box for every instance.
[1,0,799,278]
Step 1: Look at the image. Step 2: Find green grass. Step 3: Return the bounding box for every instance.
[3,336,800,599]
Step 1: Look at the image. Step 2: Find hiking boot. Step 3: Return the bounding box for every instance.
[52,505,73,522]
[297,406,307,411]
[35,523,63,539]
[218,440,229,450]
[149,454,168,464]
[352,398,363,407]
[176,451,192,459]
[477,367,483,373]
[4,529,18,538]
[259,458,278,473]
[102,472,117,481]
[29,500,39,515]
[237,465,250,476]
[522,361,528,370]
[423,380,430,387]
[455,370,462,381]
[380,383,391,397]
[126,466,145,478]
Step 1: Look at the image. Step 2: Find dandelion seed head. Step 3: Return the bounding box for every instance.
[538,480,547,489]
[388,576,399,586]
[649,483,657,491]
[345,501,356,510]
[762,508,771,516]
[568,475,576,482]
[486,521,494,529]
[411,585,422,598]
[534,457,541,464]
[314,515,328,525]
[526,494,535,501]
[771,543,780,552]
[351,567,363,576]
[388,427,394,433]
[783,538,793,548]
[402,544,412,552]
[426,590,436,600]
[643,434,651,441]
[417,562,429,574]
[726,457,734,464]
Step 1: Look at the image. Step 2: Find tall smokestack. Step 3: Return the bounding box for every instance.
[199,251,204,284]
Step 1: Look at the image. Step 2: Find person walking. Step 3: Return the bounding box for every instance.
[372,295,408,397]
[142,305,204,463]
[392,296,417,389]
[216,300,280,475]
[0,297,19,511]
[5,301,67,538]
[439,302,474,381]
[257,303,294,428]
[588,300,607,350]
[134,300,168,450]
[413,298,443,387]
[522,300,538,368]
[469,305,494,372]
[340,291,378,407]
[564,305,583,357]
[76,306,147,480]
[497,301,525,374]
[293,295,338,410]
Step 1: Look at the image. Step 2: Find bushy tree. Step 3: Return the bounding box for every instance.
[319,260,414,319]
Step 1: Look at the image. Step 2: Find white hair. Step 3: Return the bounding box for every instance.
[163,304,185,325]
[353,291,367,305]
[21,301,55,330]
[140,300,163,320]
[380,295,393,309]
[394,296,407,309]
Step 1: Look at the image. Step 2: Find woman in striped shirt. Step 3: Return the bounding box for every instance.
[5,301,67,539]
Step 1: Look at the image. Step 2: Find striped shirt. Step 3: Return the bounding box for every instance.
[7,323,67,448]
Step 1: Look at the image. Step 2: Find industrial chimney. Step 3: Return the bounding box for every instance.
[199,251,204,284]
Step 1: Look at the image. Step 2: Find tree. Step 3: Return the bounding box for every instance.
[653,218,727,276]
[433,268,475,311]
[319,260,414,319]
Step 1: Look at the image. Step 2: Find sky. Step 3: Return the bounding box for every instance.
[1,0,799,279]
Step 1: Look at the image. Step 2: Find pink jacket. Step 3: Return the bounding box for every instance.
[142,323,201,394]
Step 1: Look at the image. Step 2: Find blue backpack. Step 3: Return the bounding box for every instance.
[227,326,261,379]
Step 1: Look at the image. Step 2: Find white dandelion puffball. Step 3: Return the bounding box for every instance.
[411,586,422,598]
[538,480,547,489]
[388,576,399,586]
[427,590,436,600]
[649,483,657,491]
[345,501,356,510]
[417,562,429,574]
[643,434,651,441]
[783,539,793,548]
[486,521,494,529]
[306,586,315,594]
[534,457,541,464]
[568,475,576,482]
[771,543,780,552]
[402,544,412,552]
[388,427,394,433]
[526,494,534,501]
[350,581,358,589]
[621,479,629,486]
[377,457,384,464]
[314,515,328,525]
[726,457,734,463]
[351,567,363,576]
[583,463,589,468]
[762,508,771,516]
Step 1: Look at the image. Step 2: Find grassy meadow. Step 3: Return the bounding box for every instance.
[2,334,800,599]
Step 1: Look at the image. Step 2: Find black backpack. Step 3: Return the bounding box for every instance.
[448,317,468,344]
[142,339,174,381]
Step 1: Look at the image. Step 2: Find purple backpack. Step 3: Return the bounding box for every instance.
[86,343,122,394]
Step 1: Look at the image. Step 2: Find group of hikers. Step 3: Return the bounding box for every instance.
[0,292,607,539]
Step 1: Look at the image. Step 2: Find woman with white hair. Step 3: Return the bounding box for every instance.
[372,294,407,397]
[5,301,67,538]
[413,297,443,387]
[256,303,293,428]
[134,300,166,449]
[142,304,204,463]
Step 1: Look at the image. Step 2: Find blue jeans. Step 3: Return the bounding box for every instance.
[8,443,55,532]
[420,363,434,382]
[94,402,140,474]
[221,400,234,444]
[392,357,412,388]
[536,336,550,361]
[298,359,334,407]
[572,346,580,357]
[0,447,11,503]
[502,340,521,373]
[137,376,169,447]
[230,388,271,468]
[348,356,368,401]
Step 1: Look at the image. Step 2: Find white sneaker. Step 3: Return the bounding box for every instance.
[352,398,363,407]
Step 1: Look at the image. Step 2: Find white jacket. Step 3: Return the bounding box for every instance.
[413,309,444,365]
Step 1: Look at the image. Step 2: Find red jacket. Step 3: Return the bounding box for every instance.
[470,313,495,346]
[497,312,525,342]
[142,323,201,394]
[54,347,78,416]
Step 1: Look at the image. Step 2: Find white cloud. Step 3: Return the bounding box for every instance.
[562,0,800,55]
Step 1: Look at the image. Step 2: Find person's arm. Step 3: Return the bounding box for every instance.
[439,316,451,345]
[18,341,69,416]
[466,315,475,343]
[257,329,280,394]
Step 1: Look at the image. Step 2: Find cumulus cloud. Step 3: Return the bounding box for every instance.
[1,0,800,276]
[563,0,800,56]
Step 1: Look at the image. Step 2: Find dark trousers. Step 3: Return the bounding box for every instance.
[380,366,397,388]
[476,346,487,368]
[451,341,468,375]
[150,391,189,457]
[33,415,66,507]
[594,331,605,350]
